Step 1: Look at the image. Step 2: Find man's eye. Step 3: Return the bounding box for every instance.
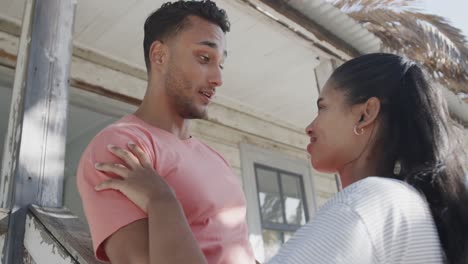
[199,55,209,63]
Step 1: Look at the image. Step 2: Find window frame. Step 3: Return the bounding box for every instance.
[240,143,317,261]
[254,163,309,235]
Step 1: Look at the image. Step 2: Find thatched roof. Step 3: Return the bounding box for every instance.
[326,0,468,98]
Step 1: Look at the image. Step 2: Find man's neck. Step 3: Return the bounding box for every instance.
[134,87,191,140]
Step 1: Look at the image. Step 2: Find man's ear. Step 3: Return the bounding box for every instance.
[149,41,167,68]
[356,97,381,129]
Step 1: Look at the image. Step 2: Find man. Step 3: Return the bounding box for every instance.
[76,1,256,263]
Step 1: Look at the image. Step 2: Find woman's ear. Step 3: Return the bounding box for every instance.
[356,97,381,129]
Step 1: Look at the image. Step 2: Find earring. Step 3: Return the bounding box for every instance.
[353,125,364,136]
[393,160,401,175]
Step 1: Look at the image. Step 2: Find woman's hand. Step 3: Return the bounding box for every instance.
[94,142,175,213]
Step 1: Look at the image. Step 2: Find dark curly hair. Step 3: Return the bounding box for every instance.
[143,0,230,70]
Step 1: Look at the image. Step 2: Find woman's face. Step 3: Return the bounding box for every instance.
[305,82,365,173]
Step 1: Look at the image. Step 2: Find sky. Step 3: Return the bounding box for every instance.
[422,0,468,41]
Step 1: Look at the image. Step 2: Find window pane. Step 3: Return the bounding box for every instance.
[284,231,295,243]
[256,167,283,223]
[262,229,282,262]
[281,174,306,225]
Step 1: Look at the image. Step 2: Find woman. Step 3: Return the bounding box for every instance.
[94,53,468,263]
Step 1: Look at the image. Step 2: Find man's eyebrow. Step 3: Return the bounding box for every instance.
[197,41,228,58]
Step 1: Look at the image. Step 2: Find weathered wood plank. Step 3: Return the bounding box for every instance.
[0,209,8,258]
[0,15,148,82]
[0,0,34,210]
[313,59,334,91]
[192,119,310,160]
[70,57,311,149]
[0,235,4,264]
[22,249,37,264]
[0,209,8,237]
[314,174,339,194]
[316,190,336,207]
[24,211,77,264]
[253,0,358,59]
[29,205,97,264]
[0,32,311,150]
[195,135,242,168]
[1,1,34,262]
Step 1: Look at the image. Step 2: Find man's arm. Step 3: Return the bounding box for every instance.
[104,219,149,264]
[76,129,156,262]
[94,143,207,264]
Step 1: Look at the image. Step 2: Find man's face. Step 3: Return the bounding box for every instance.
[162,16,227,119]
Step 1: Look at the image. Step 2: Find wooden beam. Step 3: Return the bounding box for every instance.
[0,16,21,38]
[0,41,310,152]
[70,79,141,106]
[239,0,354,61]
[313,59,335,91]
[0,1,34,261]
[0,209,8,237]
[0,0,34,211]
[0,209,8,254]
[0,208,6,263]
[254,0,361,58]
[0,2,350,77]
[1,0,76,263]
[0,15,149,82]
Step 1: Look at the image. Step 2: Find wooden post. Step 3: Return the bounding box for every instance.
[0,0,76,263]
[0,0,35,210]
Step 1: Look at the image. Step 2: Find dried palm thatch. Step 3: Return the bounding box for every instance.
[327,0,468,97]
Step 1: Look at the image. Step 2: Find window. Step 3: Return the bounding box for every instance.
[255,164,309,260]
[240,143,316,262]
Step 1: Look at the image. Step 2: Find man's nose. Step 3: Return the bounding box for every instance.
[208,67,223,88]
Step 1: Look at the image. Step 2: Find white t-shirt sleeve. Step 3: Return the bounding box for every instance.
[267,202,378,264]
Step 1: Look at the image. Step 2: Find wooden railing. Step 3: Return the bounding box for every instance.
[23,205,98,264]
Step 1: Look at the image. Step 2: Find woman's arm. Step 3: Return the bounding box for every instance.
[95,143,207,264]
[147,197,206,263]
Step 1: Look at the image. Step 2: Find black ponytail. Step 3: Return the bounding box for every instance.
[331,53,468,264]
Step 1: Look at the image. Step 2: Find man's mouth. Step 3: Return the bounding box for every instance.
[200,91,212,98]
[199,90,214,102]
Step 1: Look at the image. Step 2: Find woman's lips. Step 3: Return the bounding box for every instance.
[307,137,317,153]
[307,143,313,153]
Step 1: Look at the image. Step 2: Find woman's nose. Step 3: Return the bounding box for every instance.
[305,121,314,136]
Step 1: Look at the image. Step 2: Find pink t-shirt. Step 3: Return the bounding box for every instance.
[77,115,255,263]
